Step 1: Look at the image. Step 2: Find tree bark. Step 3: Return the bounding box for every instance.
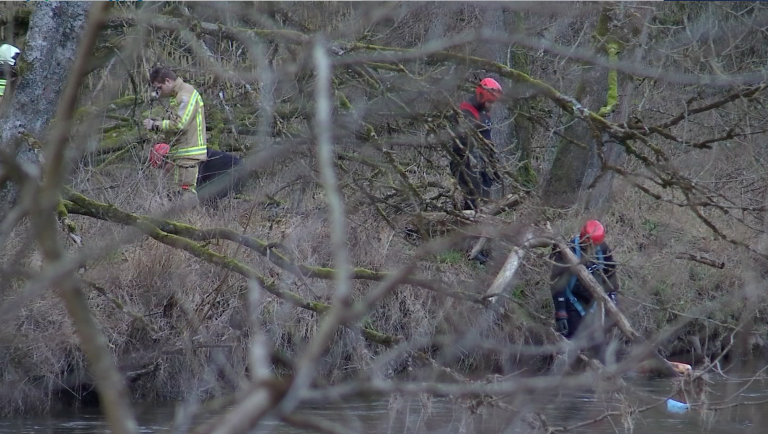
[585,7,653,212]
[542,5,614,209]
[0,1,91,222]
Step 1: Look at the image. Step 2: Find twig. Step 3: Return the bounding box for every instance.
[674,252,726,269]
[62,190,491,308]
[548,396,670,432]
[29,3,140,434]
[83,278,159,336]
[277,37,353,419]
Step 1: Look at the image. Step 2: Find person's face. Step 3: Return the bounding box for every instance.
[151,78,174,97]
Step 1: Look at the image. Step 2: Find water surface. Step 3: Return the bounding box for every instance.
[1,373,766,433]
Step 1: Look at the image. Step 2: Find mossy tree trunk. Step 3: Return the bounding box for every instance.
[585,6,651,212]
[508,10,536,189]
[0,1,91,223]
[542,4,615,209]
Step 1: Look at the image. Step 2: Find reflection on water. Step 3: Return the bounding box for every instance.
[0,373,767,433]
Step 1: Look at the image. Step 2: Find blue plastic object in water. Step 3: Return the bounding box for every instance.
[666,398,689,414]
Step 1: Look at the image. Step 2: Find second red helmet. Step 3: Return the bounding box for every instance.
[580,220,605,245]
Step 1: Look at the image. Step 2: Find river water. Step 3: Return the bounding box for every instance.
[0,372,766,433]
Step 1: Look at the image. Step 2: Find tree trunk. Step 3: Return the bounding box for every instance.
[0,1,91,222]
[585,6,653,212]
[508,10,536,189]
[542,5,614,209]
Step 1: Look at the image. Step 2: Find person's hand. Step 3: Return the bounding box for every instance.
[555,311,569,336]
[143,119,155,130]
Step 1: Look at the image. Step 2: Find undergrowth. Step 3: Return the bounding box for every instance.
[1,0,767,417]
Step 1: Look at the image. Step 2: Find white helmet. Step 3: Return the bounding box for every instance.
[0,44,20,66]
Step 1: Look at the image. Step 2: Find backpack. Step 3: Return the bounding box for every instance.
[564,235,605,317]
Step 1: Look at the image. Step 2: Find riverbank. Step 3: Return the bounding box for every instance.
[1,158,763,416]
[4,373,768,434]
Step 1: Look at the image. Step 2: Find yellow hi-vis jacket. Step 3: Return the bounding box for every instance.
[0,64,16,97]
[154,77,207,162]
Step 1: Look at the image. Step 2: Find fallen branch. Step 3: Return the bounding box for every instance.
[485,228,551,303]
[417,194,524,226]
[674,252,726,269]
[467,237,488,261]
[62,196,404,348]
[62,189,490,308]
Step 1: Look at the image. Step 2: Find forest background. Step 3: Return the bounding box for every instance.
[1,1,768,433]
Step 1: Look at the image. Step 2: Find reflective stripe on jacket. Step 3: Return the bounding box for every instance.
[0,79,6,96]
[157,78,207,162]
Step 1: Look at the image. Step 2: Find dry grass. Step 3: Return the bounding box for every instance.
[0,144,758,414]
[2,1,768,423]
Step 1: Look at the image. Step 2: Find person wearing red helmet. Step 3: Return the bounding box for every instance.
[549,219,620,363]
[449,77,503,212]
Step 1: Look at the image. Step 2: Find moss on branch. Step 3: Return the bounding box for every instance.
[598,41,621,117]
[56,198,81,246]
[63,189,519,347]
[62,188,486,307]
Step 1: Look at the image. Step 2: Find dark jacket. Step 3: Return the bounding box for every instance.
[449,95,493,162]
[549,238,620,314]
[197,149,244,200]
[0,64,17,80]
[448,95,498,209]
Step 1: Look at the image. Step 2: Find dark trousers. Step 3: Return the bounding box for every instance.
[196,150,244,205]
[450,160,493,210]
[565,308,610,365]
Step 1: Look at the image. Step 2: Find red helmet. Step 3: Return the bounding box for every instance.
[149,143,170,168]
[580,220,605,245]
[476,77,503,104]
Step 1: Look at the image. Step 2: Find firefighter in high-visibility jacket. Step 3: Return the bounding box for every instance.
[0,43,21,107]
[143,66,207,200]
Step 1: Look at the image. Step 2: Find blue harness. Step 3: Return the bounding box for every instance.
[565,235,605,317]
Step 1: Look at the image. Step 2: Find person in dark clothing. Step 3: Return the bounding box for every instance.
[197,148,245,204]
[549,219,620,364]
[449,77,503,211]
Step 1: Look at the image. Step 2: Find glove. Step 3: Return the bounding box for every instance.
[143,119,155,130]
[556,318,569,336]
[555,311,569,336]
[607,292,618,306]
